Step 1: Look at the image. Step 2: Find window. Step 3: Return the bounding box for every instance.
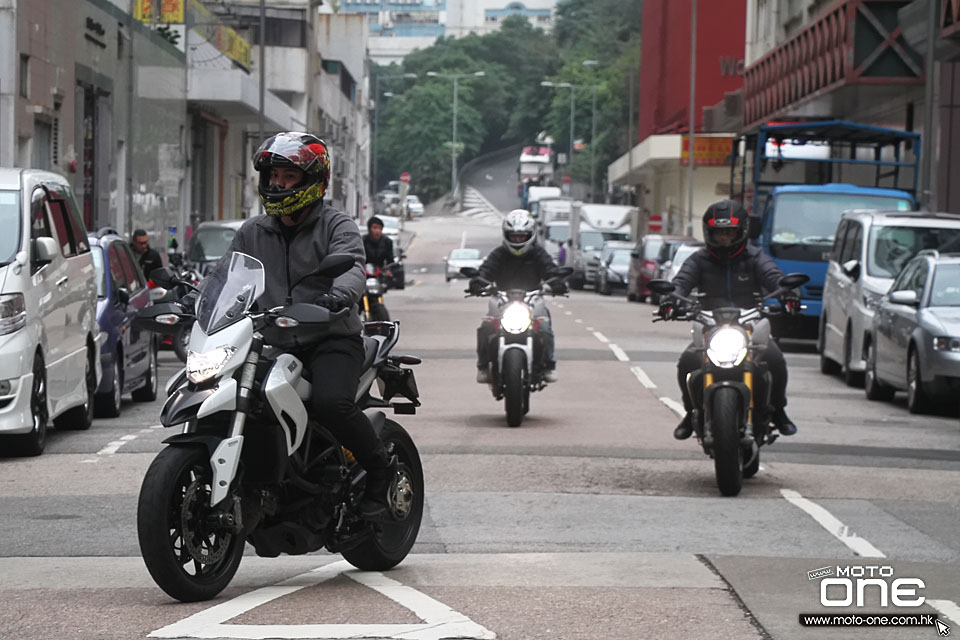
[46,199,75,257]
[831,221,848,262]
[0,190,21,265]
[839,222,861,264]
[89,247,106,298]
[889,260,917,292]
[930,263,960,306]
[19,55,28,99]
[118,242,145,291]
[868,226,960,277]
[62,195,90,253]
[107,244,127,292]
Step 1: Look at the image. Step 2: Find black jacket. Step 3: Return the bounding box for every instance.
[478,245,561,291]
[671,244,783,310]
[363,234,395,269]
[138,247,164,280]
[216,202,366,336]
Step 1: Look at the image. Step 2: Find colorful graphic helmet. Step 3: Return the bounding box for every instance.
[502,209,537,256]
[703,199,748,261]
[253,132,331,217]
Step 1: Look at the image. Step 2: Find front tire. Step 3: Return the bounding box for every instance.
[818,315,841,375]
[371,302,390,322]
[711,387,743,497]
[137,446,245,602]
[864,340,895,401]
[906,347,933,414]
[502,349,526,427]
[131,342,159,402]
[7,352,48,456]
[342,420,424,571]
[842,330,864,387]
[94,357,122,418]
[55,346,95,431]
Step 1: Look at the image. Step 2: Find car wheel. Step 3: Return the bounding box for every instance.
[906,347,933,414]
[842,329,864,387]
[864,340,895,402]
[55,346,96,431]
[132,342,159,402]
[7,352,49,456]
[627,291,637,302]
[818,315,840,375]
[94,356,122,418]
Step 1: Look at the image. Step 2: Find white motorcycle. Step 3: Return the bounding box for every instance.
[134,252,423,602]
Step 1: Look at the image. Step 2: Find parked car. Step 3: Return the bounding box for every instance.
[865,250,960,413]
[0,168,102,455]
[649,236,699,303]
[406,195,424,217]
[541,220,570,263]
[627,234,695,302]
[379,215,401,240]
[444,247,484,281]
[663,243,705,283]
[819,210,960,386]
[595,243,635,295]
[87,229,158,418]
[185,218,246,276]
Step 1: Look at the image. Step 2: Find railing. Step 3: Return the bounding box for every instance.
[743,0,922,129]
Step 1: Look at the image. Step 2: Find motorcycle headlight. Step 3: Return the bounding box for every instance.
[186,346,238,384]
[365,277,380,288]
[706,327,748,368]
[501,302,533,334]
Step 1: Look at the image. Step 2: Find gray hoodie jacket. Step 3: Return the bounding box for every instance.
[218,201,366,336]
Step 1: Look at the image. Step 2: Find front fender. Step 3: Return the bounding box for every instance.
[161,386,216,426]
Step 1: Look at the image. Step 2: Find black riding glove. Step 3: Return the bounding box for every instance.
[315,294,350,312]
[549,280,568,295]
[658,300,683,320]
[468,278,487,295]
[780,291,801,315]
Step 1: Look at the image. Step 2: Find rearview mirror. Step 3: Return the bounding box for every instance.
[149,267,177,289]
[889,290,918,306]
[460,266,480,278]
[648,279,675,295]
[556,266,574,278]
[33,237,59,263]
[778,272,810,290]
[841,259,861,281]
[317,253,355,278]
[116,287,130,306]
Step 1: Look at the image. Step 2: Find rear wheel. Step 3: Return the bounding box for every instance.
[132,342,159,403]
[137,446,245,602]
[502,349,526,427]
[906,347,934,414]
[842,330,864,387]
[94,357,122,418]
[711,387,743,497]
[342,420,424,571]
[55,346,95,431]
[864,340,895,402]
[818,315,840,375]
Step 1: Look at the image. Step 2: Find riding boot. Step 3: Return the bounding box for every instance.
[357,443,396,518]
[674,412,694,440]
[772,407,797,436]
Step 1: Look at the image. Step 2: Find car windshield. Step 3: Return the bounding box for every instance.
[868,226,960,277]
[546,224,569,243]
[195,252,266,334]
[407,196,421,204]
[450,248,480,260]
[0,190,21,264]
[90,246,106,298]
[188,226,238,262]
[581,230,630,252]
[610,250,631,266]
[929,263,960,306]
[771,193,912,245]
[643,238,664,260]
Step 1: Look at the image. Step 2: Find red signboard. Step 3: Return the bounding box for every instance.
[648,213,663,232]
[399,172,411,184]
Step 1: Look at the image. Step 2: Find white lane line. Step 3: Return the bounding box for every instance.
[608,344,629,362]
[630,365,656,389]
[585,326,594,332]
[780,489,886,558]
[83,426,163,462]
[659,397,686,417]
[149,560,495,639]
[930,600,960,627]
[574,319,583,324]
[564,310,573,316]
[592,331,609,343]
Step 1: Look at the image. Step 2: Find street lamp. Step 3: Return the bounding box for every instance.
[372,72,417,194]
[426,71,486,195]
[583,60,601,202]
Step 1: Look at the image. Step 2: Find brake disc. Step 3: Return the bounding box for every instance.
[180,479,231,565]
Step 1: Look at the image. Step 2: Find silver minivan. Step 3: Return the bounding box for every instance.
[0,169,102,455]
[819,210,960,385]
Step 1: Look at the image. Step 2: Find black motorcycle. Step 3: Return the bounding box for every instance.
[462,267,572,427]
[361,255,405,322]
[649,273,808,496]
[134,253,424,602]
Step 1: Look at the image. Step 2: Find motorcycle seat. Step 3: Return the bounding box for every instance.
[362,336,379,371]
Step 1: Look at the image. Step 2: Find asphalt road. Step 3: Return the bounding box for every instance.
[0,208,958,639]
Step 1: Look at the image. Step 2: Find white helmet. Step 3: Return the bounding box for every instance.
[502,209,537,256]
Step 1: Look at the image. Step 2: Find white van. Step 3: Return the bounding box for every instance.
[0,169,101,455]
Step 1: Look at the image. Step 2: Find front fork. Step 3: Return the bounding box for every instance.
[207,333,263,507]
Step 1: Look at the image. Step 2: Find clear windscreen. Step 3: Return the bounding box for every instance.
[195,252,266,334]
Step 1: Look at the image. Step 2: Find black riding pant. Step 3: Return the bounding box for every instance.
[306,335,384,468]
[676,340,788,412]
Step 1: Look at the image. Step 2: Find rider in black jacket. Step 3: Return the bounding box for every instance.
[661,199,800,440]
[363,216,395,269]
[471,209,565,383]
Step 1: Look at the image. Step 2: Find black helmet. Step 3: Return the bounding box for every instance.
[703,199,748,261]
[253,132,331,217]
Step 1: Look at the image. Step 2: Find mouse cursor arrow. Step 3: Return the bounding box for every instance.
[936,618,951,636]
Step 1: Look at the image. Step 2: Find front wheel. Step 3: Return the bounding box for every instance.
[864,340,895,402]
[342,420,424,571]
[371,302,390,321]
[710,387,743,497]
[137,446,245,602]
[502,349,526,427]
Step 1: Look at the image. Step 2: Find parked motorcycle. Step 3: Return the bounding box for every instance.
[152,257,201,363]
[461,266,572,427]
[649,273,808,496]
[134,252,424,602]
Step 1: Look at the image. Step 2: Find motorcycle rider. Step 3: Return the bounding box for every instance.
[660,199,800,440]
[470,209,565,384]
[213,132,394,517]
[363,216,395,269]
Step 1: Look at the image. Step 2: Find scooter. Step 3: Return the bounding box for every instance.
[649,273,808,496]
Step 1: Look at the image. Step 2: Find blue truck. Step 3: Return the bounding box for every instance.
[731,121,919,338]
